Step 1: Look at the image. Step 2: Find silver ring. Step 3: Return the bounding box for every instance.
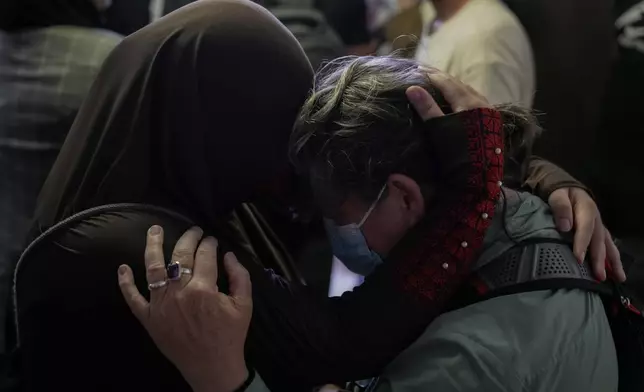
[148,280,168,290]
[180,267,193,276]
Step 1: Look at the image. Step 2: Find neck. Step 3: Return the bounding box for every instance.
[431,0,470,22]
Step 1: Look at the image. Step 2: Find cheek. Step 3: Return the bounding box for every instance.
[363,206,409,255]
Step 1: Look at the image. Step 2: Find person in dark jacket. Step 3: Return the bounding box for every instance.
[13,1,616,391]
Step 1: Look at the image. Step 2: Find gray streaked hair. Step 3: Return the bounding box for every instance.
[289,55,541,212]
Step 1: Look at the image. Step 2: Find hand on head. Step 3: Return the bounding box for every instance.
[405,67,492,121]
[406,68,625,283]
[118,226,253,392]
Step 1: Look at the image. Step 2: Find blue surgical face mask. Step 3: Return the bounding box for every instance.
[324,186,387,276]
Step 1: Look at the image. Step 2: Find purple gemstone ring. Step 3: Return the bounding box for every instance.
[167,261,182,281]
[167,262,194,281]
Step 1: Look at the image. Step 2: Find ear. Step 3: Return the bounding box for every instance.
[387,173,426,226]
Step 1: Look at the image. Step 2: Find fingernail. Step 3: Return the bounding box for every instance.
[407,88,422,102]
[118,265,128,276]
[557,219,572,232]
[149,225,161,235]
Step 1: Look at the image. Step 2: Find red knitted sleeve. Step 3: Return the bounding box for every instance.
[397,108,503,301]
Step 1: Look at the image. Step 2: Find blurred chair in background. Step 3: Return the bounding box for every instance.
[0,0,122,353]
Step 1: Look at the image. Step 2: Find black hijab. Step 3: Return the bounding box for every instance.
[34,0,314,233]
[15,1,313,390]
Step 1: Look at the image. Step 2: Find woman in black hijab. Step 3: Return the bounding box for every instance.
[13,0,605,391]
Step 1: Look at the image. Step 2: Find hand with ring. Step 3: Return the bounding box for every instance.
[118,226,253,392]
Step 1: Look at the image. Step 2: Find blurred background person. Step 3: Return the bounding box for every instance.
[0,0,122,354]
[414,0,534,106]
[408,0,617,196]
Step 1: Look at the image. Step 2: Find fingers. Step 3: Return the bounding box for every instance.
[412,67,490,116]
[224,252,252,302]
[548,188,573,232]
[193,236,219,285]
[564,188,621,282]
[588,218,607,281]
[424,72,463,110]
[171,226,203,268]
[605,229,627,282]
[118,264,149,323]
[571,191,596,263]
[423,70,491,112]
[144,225,168,297]
[169,227,203,284]
[406,86,444,120]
